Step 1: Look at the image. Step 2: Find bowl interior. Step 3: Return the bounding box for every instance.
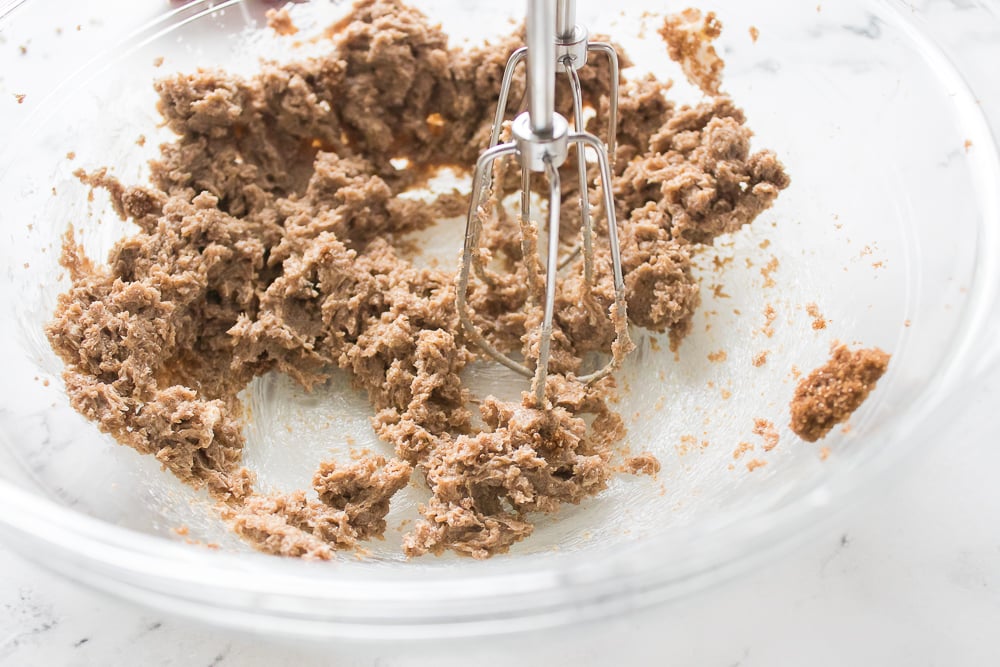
[0,0,995,581]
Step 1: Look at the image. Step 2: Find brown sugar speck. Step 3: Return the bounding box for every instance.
[136,135,146,147]
[676,435,698,456]
[789,344,890,442]
[153,56,164,67]
[658,9,725,96]
[707,349,728,363]
[713,255,733,270]
[625,453,661,476]
[350,447,375,460]
[749,26,760,42]
[66,151,76,160]
[15,93,26,104]
[720,388,732,400]
[426,112,446,135]
[649,337,661,352]
[746,459,767,472]
[733,441,753,459]
[266,6,299,36]
[173,525,190,536]
[18,45,27,55]
[711,283,730,299]
[806,302,827,330]
[752,418,779,451]
[752,350,769,367]
[762,303,777,338]
[819,446,831,461]
[904,319,911,328]
[964,139,973,153]
[760,256,779,288]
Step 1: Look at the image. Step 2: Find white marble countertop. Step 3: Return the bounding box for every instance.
[3,1,1000,665]
[2,374,999,666]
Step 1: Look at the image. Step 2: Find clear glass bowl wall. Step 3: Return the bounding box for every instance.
[0,0,998,638]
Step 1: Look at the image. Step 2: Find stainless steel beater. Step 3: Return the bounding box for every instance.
[456,0,630,406]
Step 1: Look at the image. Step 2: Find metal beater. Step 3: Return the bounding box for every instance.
[456,0,630,406]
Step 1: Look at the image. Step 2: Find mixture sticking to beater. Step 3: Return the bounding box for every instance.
[47,0,791,559]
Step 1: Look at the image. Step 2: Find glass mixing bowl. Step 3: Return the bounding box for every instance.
[1,0,998,639]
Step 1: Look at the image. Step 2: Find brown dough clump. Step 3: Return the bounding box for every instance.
[227,455,411,558]
[789,345,890,442]
[658,9,725,96]
[624,453,661,476]
[266,7,298,36]
[403,400,610,559]
[46,0,788,559]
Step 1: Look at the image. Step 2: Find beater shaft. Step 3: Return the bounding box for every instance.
[527,0,555,136]
[556,0,576,40]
